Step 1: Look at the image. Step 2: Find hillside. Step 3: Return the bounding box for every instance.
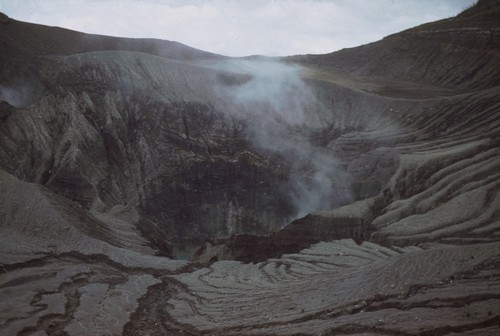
[288,0,500,90]
[1,0,500,335]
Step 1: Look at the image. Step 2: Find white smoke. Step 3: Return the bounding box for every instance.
[226,60,311,125]
[215,59,353,220]
[0,84,36,108]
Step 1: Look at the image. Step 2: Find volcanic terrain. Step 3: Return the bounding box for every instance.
[1,1,500,335]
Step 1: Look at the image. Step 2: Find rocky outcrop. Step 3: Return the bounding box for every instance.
[194,198,377,264]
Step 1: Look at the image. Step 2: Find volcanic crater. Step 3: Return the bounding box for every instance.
[1,1,500,335]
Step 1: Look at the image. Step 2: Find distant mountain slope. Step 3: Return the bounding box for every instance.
[288,0,500,90]
[0,12,223,61]
[0,11,224,88]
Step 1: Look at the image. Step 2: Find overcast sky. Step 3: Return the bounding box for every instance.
[0,0,477,57]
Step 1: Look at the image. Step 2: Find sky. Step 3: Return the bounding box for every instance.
[0,0,477,57]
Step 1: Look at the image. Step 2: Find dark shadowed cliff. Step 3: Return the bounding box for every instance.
[1,0,500,334]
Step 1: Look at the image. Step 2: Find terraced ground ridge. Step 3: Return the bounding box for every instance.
[135,239,500,335]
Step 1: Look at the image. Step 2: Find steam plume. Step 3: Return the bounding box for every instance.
[0,84,37,108]
[216,59,353,220]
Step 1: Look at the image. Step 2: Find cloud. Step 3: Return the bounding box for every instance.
[0,0,477,56]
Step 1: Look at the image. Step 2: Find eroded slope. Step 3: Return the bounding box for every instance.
[152,239,500,335]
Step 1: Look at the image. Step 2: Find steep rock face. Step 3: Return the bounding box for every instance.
[1,32,405,253]
[0,49,305,252]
